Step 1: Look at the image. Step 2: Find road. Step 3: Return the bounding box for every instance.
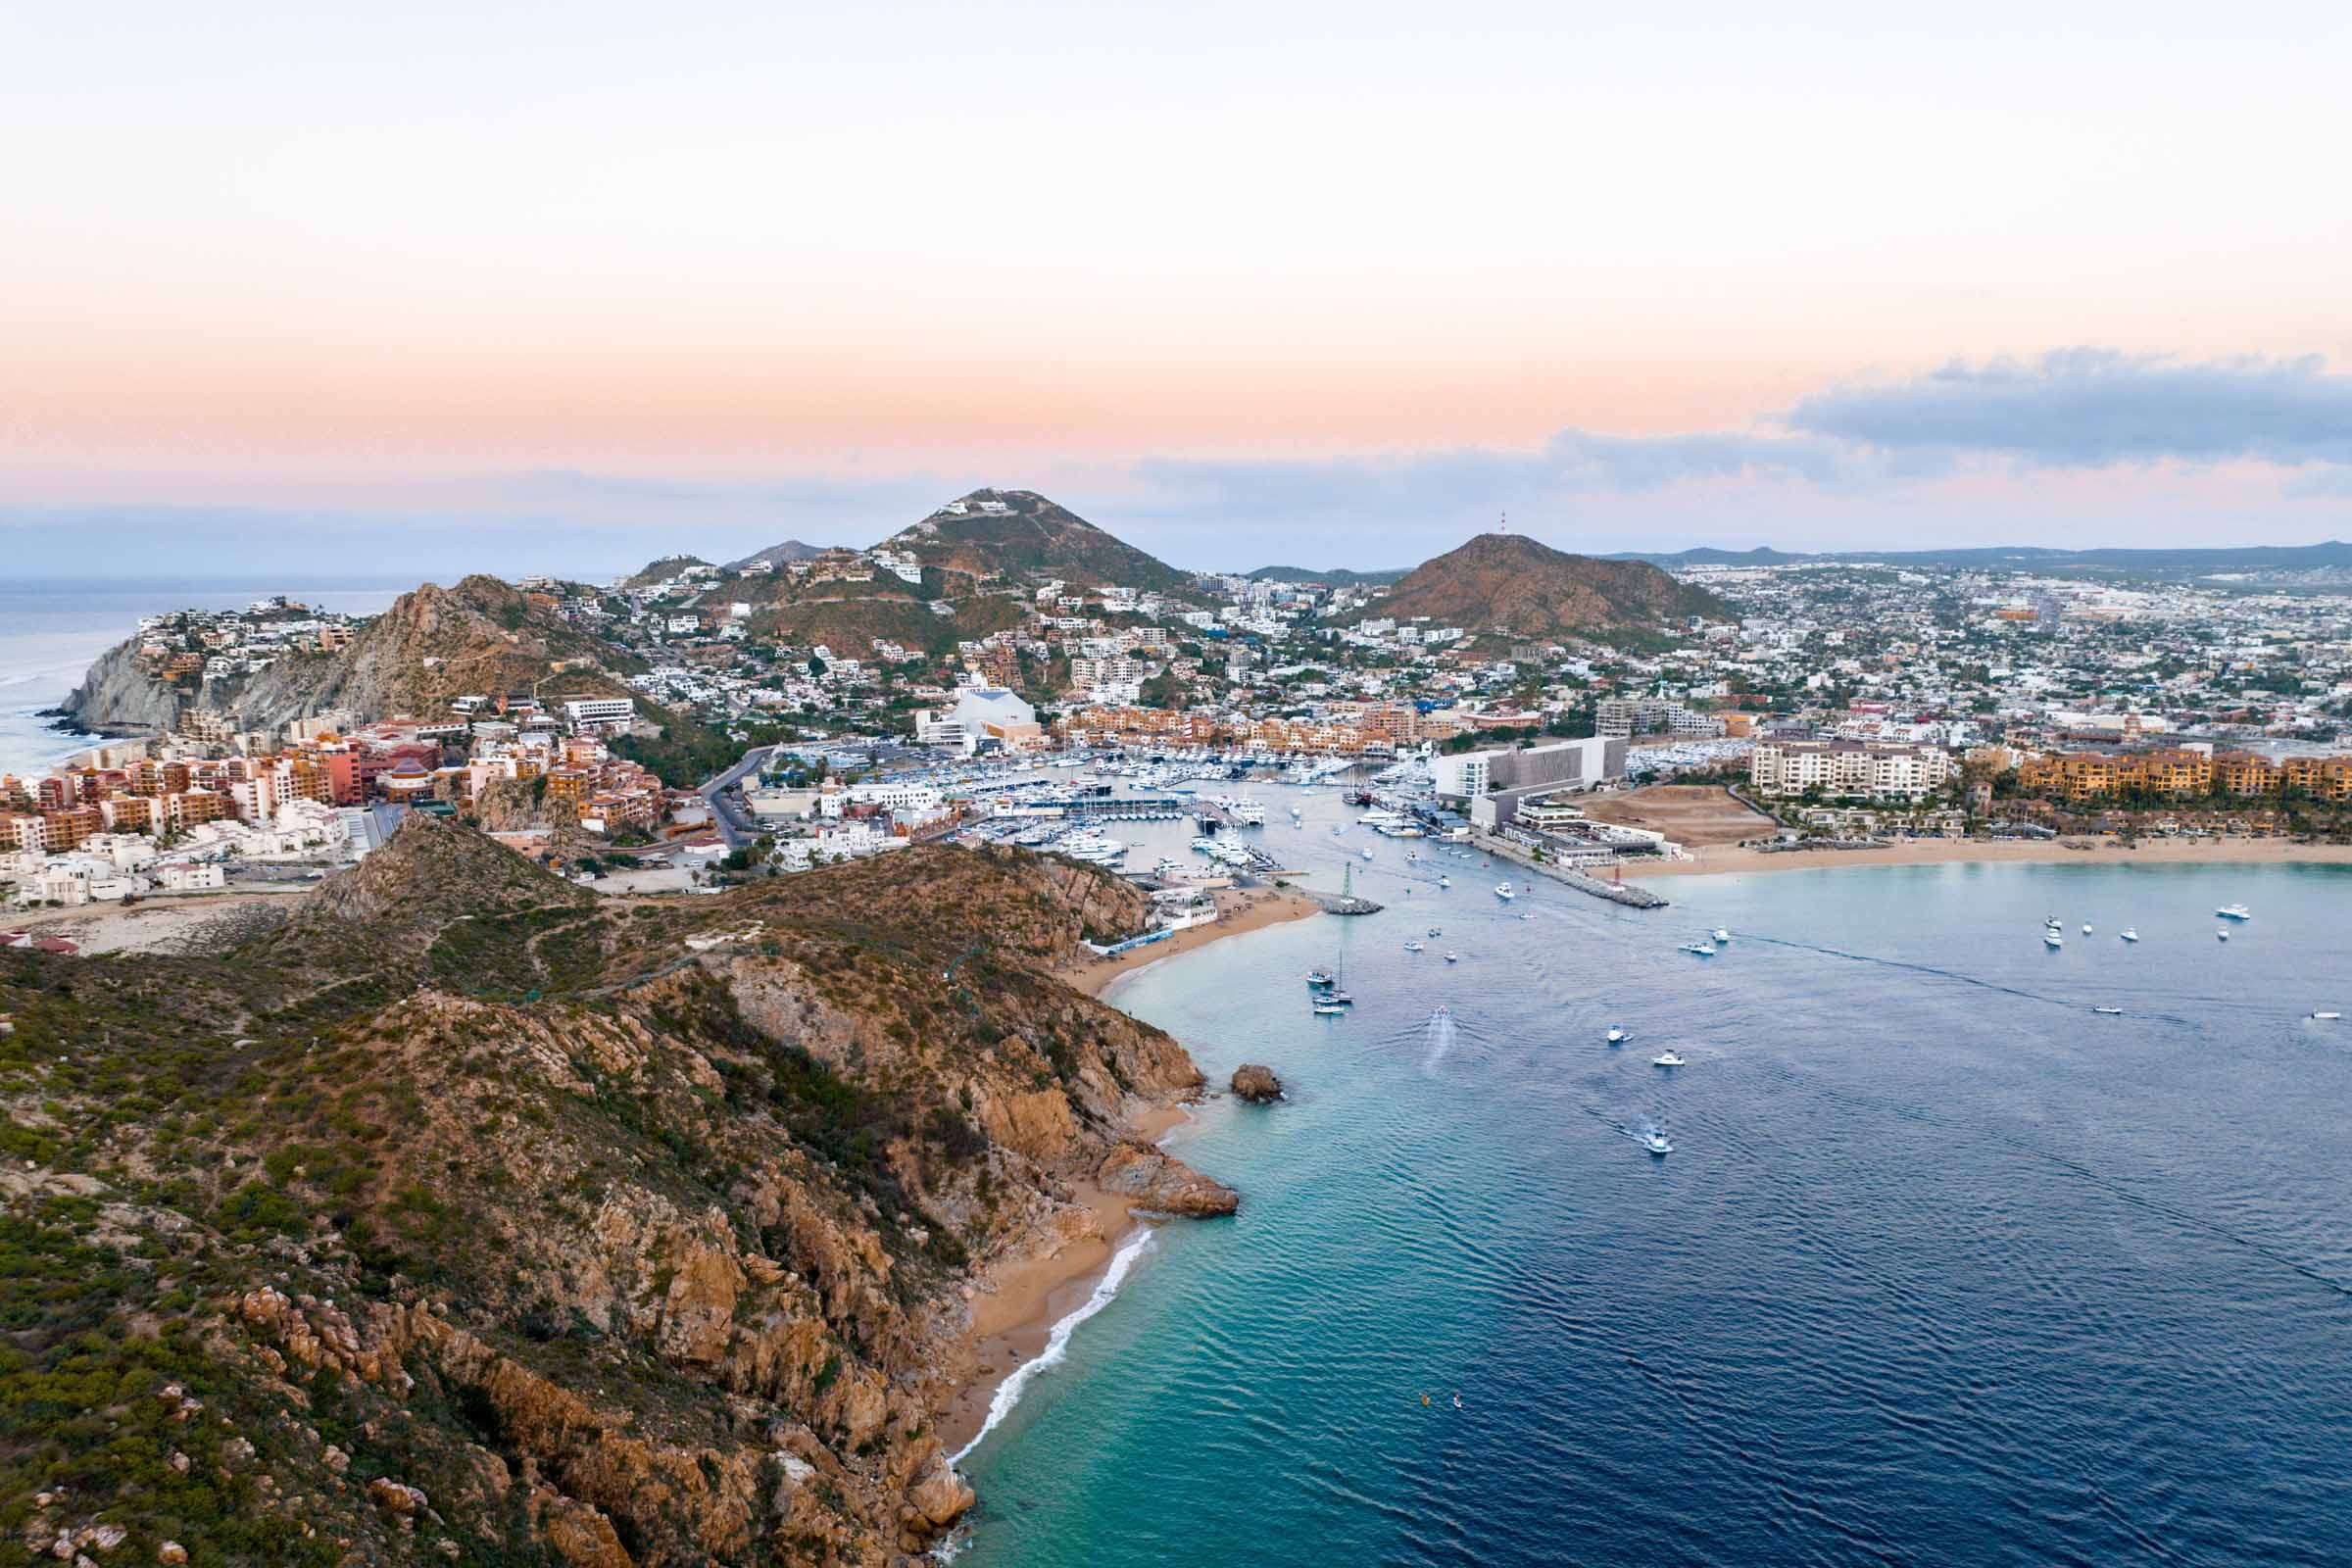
[700,746,771,849]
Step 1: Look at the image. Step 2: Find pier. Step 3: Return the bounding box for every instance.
[1481,836,1670,909]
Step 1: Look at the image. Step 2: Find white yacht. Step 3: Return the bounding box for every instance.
[2314,1011,2342,1021]
[1712,928,1732,944]
[1641,1129,1673,1156]
[2120,928,2139,943]
[1494,882,1516,901]
[1444,952,1460,963]
[2043,931,2064,949]
[1652,1051,1687,1068]
[1678,940,1717,956]
[2092,1005,2124,1015]
[2217,904,2253,921]
[1605,1026,1628,1045]
[1403,940,1425,953]
[2082,923,2093,935]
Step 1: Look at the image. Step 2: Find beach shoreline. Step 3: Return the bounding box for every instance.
[1057,885,1321,999]
[939,892,1313,1463]
[1627,836,2352,880]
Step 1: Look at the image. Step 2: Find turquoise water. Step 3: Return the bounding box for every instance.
[956,797,2352,1565]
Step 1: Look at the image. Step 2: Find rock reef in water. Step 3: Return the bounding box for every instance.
[1097,1143,1241,1216]
[1230,1063,1283,1102]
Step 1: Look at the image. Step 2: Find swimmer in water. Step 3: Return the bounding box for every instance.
[1421,1393,1430,1407]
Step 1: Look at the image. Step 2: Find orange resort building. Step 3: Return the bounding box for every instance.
[1748,738,1954,801]
[2019,748,2352,803]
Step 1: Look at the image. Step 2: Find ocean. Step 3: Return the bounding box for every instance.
[952,785,2352,1566]
[0,580,412,777]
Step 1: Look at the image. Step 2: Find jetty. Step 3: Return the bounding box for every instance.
[1481,837,1670,909]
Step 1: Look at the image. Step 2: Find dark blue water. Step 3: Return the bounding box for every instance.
[956,796,2352,1566]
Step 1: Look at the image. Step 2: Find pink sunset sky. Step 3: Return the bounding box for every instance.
[4,1,2350,573]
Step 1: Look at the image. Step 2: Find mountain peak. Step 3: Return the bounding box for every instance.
[886,490,1193,593]
[1348,533,1727,639]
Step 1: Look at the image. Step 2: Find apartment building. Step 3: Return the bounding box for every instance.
[1750,738,1953,801]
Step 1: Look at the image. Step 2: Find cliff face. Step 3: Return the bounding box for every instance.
[64,576,641,740]
[0,828,1225,1566]
[59,637,186,735]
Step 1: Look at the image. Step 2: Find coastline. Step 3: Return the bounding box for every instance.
[939,890,1314,1466]
[936,1102,1189,1458]
[1057,886,1321,999]
[1629,836,2352,879]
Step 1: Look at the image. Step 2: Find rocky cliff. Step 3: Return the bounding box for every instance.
[63,576,642,739]
[0,824,1226,1565]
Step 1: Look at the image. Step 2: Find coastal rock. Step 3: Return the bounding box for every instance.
[1096,1143,1239,1216]
[906,1457,976,1527]
[1230,1064,1283,1102]
[59,640,184,737]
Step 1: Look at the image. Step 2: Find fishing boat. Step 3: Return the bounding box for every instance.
[1641,1129,1673,1156]
[1652,1051,1687,1068]
[1605,1026,1628,1045]
[1678,940,1717,956]
[1305,967,1335,988]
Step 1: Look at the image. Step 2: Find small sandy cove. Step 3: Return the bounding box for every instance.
[1056,885,1320,999]
[1633,835,2352,879]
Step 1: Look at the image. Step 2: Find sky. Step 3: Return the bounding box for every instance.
[4,1,2351,578]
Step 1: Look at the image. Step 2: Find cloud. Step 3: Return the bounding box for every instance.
[1787,349,2352,466]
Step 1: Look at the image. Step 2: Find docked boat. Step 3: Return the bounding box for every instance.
[2217,904,2252,920]
[2120,928,2138,942]
[2092,1005,2124,1015]
[2043,932,2064,949]
[1641,1129,1673,1156]
[1605,1026,1628,1045]
[1678,940,1717,956]
[1494,882,1515,901]
[1652,1051,1687,1068]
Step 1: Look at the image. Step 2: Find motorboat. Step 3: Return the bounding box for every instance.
[1312,1001,1348,1016]
[1403,940,1425,953]
[1652,1051,1687,1068]
[1712,928,1732,944]
[1444,952,1460,963]
[2314,1011,2342,1020]
[2120,928,2138,942]
[1305,967,1335,987]
[1494,882,1516,901]
[2217,929,2230,942]
[1519,912,1536,921]
[1438,874,1450,888]
[1361,848,1375,861]
[1605,1026,1628,1045]
[2092,1005,2124,1015]
[1641,1129,1673,1156]
[2217,904,2252,920]
[2082,923,2093,935]
[1678,941,1717,956]
[2043,932,2064,949]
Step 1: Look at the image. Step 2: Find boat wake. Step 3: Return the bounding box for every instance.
[949,1225,1158,1468]
[1421,1007,1462,1075]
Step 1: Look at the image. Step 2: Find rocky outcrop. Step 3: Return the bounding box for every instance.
[1230,1064,1283,1102]
[1097,1143,1240,1216]
[58,639,184,736]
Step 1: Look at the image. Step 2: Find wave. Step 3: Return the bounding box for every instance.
[949,1224,1157,1468]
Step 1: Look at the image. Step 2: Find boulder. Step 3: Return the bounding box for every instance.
[1230,1064,1282,1102]
[906,1457,975,1527]
[1096,1144,1239,1216]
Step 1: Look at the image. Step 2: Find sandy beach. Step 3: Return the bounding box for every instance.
[1631,836,2352,879]
[1058,885,1321,998]
[940,896,1313,1457]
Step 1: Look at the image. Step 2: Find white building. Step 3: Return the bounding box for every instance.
[1749,738,1953,801]
[563,697,638,730]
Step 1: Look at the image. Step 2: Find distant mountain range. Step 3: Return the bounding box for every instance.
[1245,564,1412,587]
[1605,541,2352,577]
[1336,533,1727,640]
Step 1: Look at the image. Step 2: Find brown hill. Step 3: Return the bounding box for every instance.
[0,832,1235,1564]
[883,488,1197,595]
[1349,533,1728,640]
